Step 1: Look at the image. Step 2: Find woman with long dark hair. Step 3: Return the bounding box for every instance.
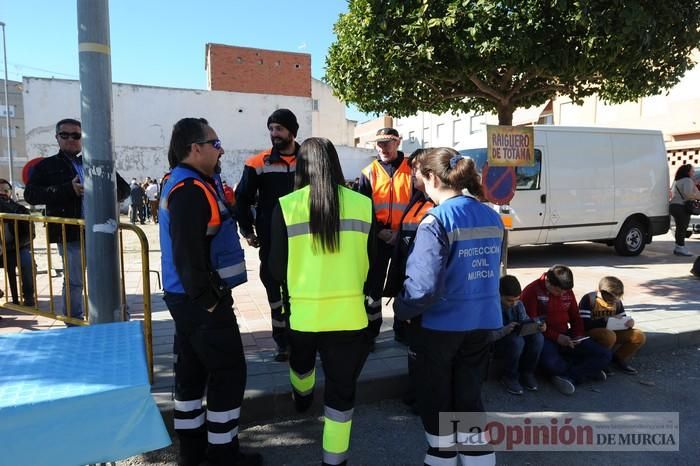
[670,164,700,256]
[394,147,503,466]
[269,137,374,466]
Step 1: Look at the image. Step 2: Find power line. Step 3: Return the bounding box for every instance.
[1,62,78,79]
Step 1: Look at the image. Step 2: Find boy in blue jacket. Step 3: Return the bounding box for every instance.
[493,275,546,395]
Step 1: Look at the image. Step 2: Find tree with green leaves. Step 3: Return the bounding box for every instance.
[326,0,700,125]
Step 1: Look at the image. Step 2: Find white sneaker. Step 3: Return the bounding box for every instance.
[674,246,693,257]
[551,376,575,395]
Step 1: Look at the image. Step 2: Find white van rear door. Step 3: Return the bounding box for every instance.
[543,130,616,243]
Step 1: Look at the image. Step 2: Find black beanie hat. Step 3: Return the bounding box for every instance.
[267,108,299,137]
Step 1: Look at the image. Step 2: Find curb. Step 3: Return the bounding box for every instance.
[152,328,700,427]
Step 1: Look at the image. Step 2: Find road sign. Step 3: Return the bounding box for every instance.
[487,125,535,167]
[482,163,516,205]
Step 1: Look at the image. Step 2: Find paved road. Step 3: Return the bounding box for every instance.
[119,344,700,466]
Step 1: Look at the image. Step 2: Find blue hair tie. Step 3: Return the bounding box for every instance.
[449,155,463,169]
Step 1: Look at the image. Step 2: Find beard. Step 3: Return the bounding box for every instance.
[271,134,293,151]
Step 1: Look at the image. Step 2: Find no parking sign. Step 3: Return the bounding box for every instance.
[482,163,516,205]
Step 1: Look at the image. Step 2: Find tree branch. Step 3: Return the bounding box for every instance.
[514,84,567,101]
[468,74,505,101]
[504,72,533,101]
[500,66,516,86]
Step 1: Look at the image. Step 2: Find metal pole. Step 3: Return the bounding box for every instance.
[0,22,13,188]
[77,0,122,323]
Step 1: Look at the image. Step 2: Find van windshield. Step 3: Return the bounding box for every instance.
[459,148,542,191]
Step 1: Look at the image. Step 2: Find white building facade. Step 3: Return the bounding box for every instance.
[22,77,372,183]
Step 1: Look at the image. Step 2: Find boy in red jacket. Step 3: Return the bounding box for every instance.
[521,265,611,395]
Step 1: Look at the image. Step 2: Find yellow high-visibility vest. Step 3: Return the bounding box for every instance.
[279,185,372,332]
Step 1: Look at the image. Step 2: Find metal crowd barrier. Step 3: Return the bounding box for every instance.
[0,212,154,382]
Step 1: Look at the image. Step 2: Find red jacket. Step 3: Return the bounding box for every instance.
[521,274,584,341]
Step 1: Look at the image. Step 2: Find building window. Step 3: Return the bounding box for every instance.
[0,105,16,118]
[436,123,445,142]
[422,127,430,147]
[408,131,416,142]
[470,114,485,134]
[312,99,319,111]
[452,119,463,146]
[1,127,17,138]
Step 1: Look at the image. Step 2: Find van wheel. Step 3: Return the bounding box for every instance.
[614,220,646,256]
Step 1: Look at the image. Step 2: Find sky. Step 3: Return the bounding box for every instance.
[2,0,374,122]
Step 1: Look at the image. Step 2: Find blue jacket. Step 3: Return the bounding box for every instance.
[160,165,247,293]
[394,195,503,331]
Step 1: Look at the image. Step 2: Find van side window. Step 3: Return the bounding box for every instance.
[515,149,542,190]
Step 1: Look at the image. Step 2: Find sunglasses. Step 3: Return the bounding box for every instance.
[194,139,222,150]
[58,132,82,140]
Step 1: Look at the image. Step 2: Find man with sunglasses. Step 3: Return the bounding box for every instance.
[160,118,261,466]
[24,118,130,324]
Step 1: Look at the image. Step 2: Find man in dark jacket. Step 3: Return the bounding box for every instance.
[235,109,299,362]
[129,181,146,224]
[24,118,129,323]
[0,179,35,306]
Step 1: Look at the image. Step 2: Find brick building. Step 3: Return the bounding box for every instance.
[206,43,311,97]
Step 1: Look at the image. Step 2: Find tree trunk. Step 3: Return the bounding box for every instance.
[497,105,514,126]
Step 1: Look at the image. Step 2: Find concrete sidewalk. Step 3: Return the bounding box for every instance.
[2,221,700,425]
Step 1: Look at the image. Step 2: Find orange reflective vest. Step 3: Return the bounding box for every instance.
[361,159,411,230]
[400,198,435,234]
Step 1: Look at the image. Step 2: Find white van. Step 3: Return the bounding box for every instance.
[460,126,670,256]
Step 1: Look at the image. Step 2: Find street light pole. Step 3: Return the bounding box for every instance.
[0,21,13,189]
[77,1,121,323]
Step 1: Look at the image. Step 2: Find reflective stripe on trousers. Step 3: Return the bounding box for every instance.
[424,454,458,466]
[270,299,287,328]
[322,406,353,465]
[174,397,205,430]
[426,431,456,449]
[207,406,241,445]
[290,368,315,396]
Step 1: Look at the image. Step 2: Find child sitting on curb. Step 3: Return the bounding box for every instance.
[492,275,546,395]
[579,276,646,375]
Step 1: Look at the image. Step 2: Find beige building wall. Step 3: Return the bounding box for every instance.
[353,115,393,148]
[311,78,356,146]
[0,79,27,183]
